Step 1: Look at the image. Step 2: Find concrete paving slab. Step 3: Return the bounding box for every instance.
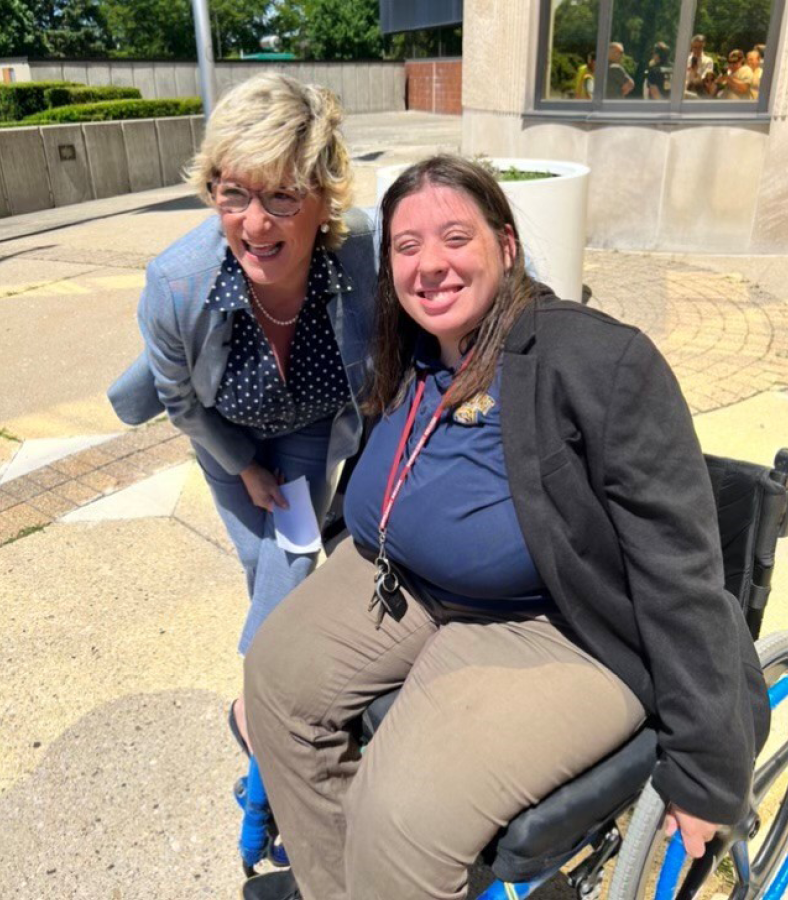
[693,390,788,463]
[0,265,147,432]
[0,518,245,786]
[173,461,235,557]
[0,257,99,297]
[0,433,120,484]
[2,393,131,441]
[0,517,246,898]
[61,462,191,522]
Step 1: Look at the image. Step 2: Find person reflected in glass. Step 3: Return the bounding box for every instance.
[606,42,635,98]
[717,49,756,99]
[690,70,720,98]
[747,48,764,99]
[646,42,672,99]
[574,51,596,99]
[686,34,714,88]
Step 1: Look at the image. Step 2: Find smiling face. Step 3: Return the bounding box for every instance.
[389,184,515,367]
[219,171,328,302]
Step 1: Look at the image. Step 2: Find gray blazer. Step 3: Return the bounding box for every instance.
[108,209,377,476]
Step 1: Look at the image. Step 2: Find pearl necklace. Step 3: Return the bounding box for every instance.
[244,274,301,327]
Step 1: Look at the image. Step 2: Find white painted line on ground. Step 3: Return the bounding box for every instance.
[60,462,191,523]
[0,433,121,484]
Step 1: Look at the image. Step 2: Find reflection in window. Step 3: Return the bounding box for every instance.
[537,0,779,111]
[684,1,771,100]
[542,0,600,100]
[607,0,680,101]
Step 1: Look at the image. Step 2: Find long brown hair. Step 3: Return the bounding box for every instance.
[364,155,535,415]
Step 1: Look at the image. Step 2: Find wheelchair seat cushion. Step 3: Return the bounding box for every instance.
[362,689,658,883]
[488,728,658,882]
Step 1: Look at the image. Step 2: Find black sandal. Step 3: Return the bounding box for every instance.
[242,869,301,900]
[228,699,250,757]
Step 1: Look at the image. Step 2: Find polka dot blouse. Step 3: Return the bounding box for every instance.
[207,246,352,437]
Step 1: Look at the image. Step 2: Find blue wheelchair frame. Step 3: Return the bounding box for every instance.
[235,756,289,875]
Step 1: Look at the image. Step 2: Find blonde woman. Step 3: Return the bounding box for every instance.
[109,73,376,746]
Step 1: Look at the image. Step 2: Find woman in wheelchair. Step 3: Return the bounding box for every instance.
[242,155,771,900]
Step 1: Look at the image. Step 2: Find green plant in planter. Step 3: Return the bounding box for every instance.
[471,154,557,182]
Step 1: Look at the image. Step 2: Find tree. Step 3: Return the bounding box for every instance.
[35,0,113,57]
[553,0,599,57]
[695,0,773,55]
[102,0,272,59]
[102,0,195,58]
[269,0,383,60]
[210,0,273,57]
[264,0,315,56]
[0,0,44,56]
[0,0,112,57]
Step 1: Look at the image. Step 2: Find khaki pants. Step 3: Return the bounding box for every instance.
[244,539,645,900]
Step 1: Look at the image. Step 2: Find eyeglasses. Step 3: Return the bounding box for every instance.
[208,179,305,217]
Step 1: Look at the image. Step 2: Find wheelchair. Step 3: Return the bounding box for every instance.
[237,448,788,900]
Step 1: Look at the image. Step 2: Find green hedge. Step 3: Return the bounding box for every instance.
[22,97,203,124]
[0,81,77,122]
[44,85,142,108]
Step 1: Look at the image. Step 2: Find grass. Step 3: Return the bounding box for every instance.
[496,165,557,182]
[470,154,557,182]
[2,524,47,546]
[0,427,21,443]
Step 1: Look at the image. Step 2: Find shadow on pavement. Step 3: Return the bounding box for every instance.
[0,244,57,263]
[131,196,205,214]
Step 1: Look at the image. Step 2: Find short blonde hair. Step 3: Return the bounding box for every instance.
[187,73,352,250]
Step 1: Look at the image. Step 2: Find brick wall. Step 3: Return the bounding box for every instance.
[405,59,462,115]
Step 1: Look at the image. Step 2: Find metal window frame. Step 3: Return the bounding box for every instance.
[533,0,785,120]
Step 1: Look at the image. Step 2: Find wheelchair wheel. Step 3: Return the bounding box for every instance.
[608,630,788,900]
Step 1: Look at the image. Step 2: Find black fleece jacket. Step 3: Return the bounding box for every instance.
[500,291,769,824]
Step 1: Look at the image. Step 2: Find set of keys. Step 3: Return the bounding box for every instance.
[369,553,408,628]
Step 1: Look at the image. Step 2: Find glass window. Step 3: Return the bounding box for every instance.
[607,0,681,101]
[542,0,601,100]
[684,1,772,101]
[536,0,781,113]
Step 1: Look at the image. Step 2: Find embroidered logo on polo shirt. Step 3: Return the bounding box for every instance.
[453,392,496,425]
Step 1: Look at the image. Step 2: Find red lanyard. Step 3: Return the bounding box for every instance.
[379,376,443,535]
[378,356,471,543]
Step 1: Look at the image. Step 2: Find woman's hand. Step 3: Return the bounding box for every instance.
[239,462,289,512]
[664,805,719,858]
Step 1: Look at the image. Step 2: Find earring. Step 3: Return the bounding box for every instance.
[320,222,330,234]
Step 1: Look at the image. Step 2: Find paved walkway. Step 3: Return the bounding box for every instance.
[1,111,787,900]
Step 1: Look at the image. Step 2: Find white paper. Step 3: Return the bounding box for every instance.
[273,476,323,554]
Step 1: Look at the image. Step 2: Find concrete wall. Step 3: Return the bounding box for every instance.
[0,60,408,219]
[461,0,788,254]
[0,115,203,218]
[25,60,406,114]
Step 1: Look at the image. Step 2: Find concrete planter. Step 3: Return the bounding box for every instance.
[376,158,590,303]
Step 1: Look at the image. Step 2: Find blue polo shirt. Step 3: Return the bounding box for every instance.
[344,342,553,613]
